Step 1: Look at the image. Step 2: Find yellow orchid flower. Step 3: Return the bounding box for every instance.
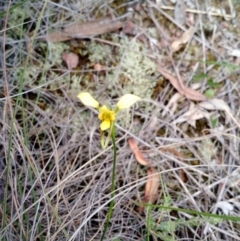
[78,92,140,131]
[77,92,141,148]
[116,94,142,111]
[77,92,99,109]
[98,105,115,131]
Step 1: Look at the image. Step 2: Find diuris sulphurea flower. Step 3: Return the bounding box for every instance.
[77,92,141,148]
[78,91,141,240]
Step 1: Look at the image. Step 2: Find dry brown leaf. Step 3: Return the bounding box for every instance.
[45,17,124,42]
[183,86,207,101]
[62,52,79,69]
[162,83,202,117]
[173,102,211,127]
[158,67,207,101]
[159,147,188,183]
[199,98,233,124]
[170,27,194,53]
[144,167,159,203]
[138,167,160,214]
[162,93,183,117]
[198,99,231,112]
[128,138,149,166]
[158,67,182,90]
[199,99,240,129]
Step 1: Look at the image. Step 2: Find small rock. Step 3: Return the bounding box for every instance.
[62,52,79,69]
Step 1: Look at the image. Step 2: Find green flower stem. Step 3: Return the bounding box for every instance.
[101,128,112,149]
[100,123,117,241]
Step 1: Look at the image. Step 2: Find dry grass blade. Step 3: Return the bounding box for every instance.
[158,67,207,101]
[162,92,183,117]
[2,0,240,240]
[45,17,124,42]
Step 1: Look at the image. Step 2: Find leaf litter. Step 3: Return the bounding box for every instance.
[170,27,194,53]
[128,138,160,213]
[3,0,240,240]
[43,17,124,42]
[157,66,207,101]
[174,0,186,26]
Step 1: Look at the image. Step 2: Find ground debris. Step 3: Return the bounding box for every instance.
[44,17,124,42]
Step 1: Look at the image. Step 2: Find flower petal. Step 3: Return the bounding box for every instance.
[77,92,99,108]
[98,105,115,121]
[100,120,111,131]
[116,94,141,110]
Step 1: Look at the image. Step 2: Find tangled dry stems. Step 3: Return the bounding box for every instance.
[1,0,240,240]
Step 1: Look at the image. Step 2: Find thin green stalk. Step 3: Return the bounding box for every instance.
[100,124,117,241]
[139,202,240,222]
[146,205,151,241]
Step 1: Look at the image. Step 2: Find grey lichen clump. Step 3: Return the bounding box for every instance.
[16,42,69,87]
[88,41,112,63]
[116,37,157,98]
[87,36,157,98]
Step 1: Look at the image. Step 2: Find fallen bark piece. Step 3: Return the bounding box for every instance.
[45,17,124,42]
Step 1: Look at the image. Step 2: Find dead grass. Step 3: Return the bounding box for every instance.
[1,0,240,240]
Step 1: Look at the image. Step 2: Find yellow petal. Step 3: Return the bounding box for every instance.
[77,92,99,108]
[116,94,141,110]
[98,105,108,120]
[98,105,115,121]
[100,120,111,131]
